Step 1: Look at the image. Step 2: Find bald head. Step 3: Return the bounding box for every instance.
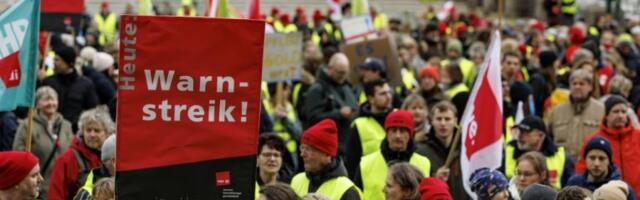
[327,53,350,84]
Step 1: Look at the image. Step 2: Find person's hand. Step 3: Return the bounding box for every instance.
[435,167,450,182]
[273,105,287,119]
[37,67,47,81]
[340,106,353,119]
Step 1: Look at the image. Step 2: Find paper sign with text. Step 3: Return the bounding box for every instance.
[262,32,302,82]
[340,15,377,44]
[116,15,263,199]
[341,36,402,87]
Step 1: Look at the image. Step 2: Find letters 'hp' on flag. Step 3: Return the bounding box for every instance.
[0,0,40,111]
[460,31,503,199]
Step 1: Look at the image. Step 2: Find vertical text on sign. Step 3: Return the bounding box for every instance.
[120,16,137,91]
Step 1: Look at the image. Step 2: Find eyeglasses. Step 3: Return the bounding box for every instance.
[299,145,319,154]
[515,171,539,178]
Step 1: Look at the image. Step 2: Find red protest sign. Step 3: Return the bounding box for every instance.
[116,15,263,199]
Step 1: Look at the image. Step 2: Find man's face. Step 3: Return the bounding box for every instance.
[257,146,283,174]
[431,110,456,139]
[501,55,520,80]
[586,149,610,180]
[606,103,629,129]
[369,84,392,112]
[328,62,349,84]
[517,130,543,151]
[15,164,43,199]
[83,121,110,150]
[570,79,593,101]
[361,69,381,83]
[300,144,331,173]
[53,56,70,74]
[386,127,411,152]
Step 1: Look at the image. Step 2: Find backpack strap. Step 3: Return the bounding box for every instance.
[72,149,91,190]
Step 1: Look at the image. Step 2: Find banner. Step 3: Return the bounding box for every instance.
[40,0,83,32]
[341,37,402,87]
[340,15,377,44]
[116,16,264,199]
[0,0,39,111]
[262,32,302,82]
[460,31,503,199]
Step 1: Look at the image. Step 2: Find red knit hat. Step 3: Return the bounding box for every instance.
[419,66,440,82]
[419,178,453,200]
[569,25,585,45]
[385,110,415,137]
[302,119,338,156]
[0,151,39,190]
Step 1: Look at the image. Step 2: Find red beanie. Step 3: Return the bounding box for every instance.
[302,119,338,156]
[0,151,39,190]
[280,13,291,25]
[569,25,584,45]
[419,66,440,82]
[420,178,453,200]
[385,110,414,137]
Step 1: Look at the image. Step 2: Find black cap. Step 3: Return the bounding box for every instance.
[359,58,385,72]
[514,116,546,134]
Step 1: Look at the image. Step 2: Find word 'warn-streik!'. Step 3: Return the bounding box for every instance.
[141,69,249,123]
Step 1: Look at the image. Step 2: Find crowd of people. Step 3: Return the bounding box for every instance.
[2,0,640,200]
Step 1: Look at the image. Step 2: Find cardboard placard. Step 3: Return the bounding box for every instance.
[262,32,303,82]
[341,36,402,87]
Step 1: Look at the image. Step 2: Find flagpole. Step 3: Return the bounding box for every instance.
[443,126,462,167]
[26,108,34,152]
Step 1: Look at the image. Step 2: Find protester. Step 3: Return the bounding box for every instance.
[0,151,43,200]
[401,94,430,142]
[567,137,624,191]
[507,151,551,200]
[502,115,574,189]
[302,53,358,157]
[592,180,635,200]
[256,134,294,187]
[576,95,640,197]
[12,86,73,199]
[73,134,116,200]
[90,178,114,200]
[43,46,99,133]
[48,108,114,200]
[84,52,116,105]
[469,168,510,200]
[290,119,361,199]
[383,162,424,200]
[346,79,393,177]
[417,66,448,109]
[548,69,605,161]
[354,110,431,200]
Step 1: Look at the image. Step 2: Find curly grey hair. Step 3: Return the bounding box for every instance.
[78,108,115,135]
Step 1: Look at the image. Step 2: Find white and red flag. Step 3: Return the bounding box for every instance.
[460,31,503,199]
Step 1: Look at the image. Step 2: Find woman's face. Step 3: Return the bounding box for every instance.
[406,102,428,125]
[515,160,543,193]
[420,76,437,91]
[36,94,58,116]
[383,174,408,200]
[257,146,283,175]
[15,164,43,200]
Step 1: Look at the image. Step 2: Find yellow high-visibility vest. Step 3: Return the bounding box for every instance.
[351,117,386,156]
[94,13,117,46]
[291,173,363,200]
[505,145,566,189]
[360,151,431,200]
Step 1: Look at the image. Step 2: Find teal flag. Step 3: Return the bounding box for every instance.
[0,0,40,111]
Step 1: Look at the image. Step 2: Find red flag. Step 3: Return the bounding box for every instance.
[460,31,503,199]
[246,0,260,19]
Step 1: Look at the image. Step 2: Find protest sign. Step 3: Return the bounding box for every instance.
[341,36,402,87]
[340,15,377,44]
[262,32,302,82]
[116,15,264,199]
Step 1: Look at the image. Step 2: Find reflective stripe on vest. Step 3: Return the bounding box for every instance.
[94,13,117,46]
[520,67,530,81]
[262,99,298,153]
[402,68,416,91]
[291,173,362,200]
[360,151,431,200]
[351,117,386,156]
[504,145,566,189]
[561,0,576,14]
[292,83,303,106]
[255,182,260,200]
[358,90,367,105]
[445,83,469,98]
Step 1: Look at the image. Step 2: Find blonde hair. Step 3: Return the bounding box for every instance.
[517,151,550,186]
[35,86,58,104]
[92,178,114,200]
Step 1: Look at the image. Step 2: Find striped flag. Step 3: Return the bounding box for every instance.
[246,0,260,19]
[460,31,503,199]
[0,0,40,111]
